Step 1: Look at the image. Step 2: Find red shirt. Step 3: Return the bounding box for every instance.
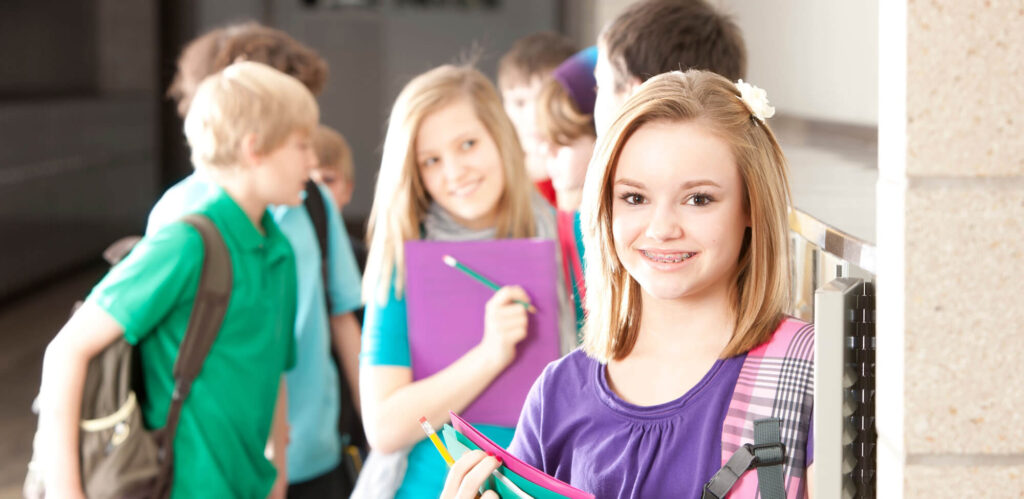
[534,179,557,207]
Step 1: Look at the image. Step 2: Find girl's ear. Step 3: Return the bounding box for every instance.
[239,133,261,167]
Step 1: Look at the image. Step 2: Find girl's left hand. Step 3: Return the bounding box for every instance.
[440,449,501,499]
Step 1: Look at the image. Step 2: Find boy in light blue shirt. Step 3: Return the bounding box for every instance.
[152,22,363,497]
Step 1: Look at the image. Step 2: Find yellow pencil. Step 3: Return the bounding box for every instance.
[419,416,454,466]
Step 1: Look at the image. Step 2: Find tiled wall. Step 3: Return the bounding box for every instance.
[879,0,1024,496]
[0,1,159,300]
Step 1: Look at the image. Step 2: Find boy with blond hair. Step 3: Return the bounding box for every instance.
[153,23,365,497]
[39,61,317,498]
[497,31,577,206]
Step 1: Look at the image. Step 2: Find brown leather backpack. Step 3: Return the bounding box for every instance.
[24,214,232,499]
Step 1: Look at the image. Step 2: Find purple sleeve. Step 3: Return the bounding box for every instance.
[507,366,548,470]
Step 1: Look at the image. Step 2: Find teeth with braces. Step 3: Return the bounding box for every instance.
[641,250,694,263]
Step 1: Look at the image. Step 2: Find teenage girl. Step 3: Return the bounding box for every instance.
[442,70,815,498]
[358,64,578,498]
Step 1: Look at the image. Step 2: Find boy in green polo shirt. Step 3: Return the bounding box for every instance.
[38,61,319,499]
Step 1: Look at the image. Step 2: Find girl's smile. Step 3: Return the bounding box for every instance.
[448,177,483,198]
[638,249,697,267]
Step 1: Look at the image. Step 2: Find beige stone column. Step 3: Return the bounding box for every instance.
[877,0,1024,496]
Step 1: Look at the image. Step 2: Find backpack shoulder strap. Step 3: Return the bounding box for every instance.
[713,317,815,498]
[160,213,232,444]
[703,418,786,499]
[303,180,333,312]
[102,236,143,266]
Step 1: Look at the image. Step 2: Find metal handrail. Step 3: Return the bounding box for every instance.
[789,208,876,275]
[788,207,877,498]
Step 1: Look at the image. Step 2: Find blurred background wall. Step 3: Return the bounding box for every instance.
[4,3,1024,498]
[0,0,563,300]
[0,0,879,302]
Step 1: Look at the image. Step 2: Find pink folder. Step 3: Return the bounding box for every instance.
[451,411,596,499]
[405,239,561,427]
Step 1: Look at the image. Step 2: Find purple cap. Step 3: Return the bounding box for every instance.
[551,46,598,116]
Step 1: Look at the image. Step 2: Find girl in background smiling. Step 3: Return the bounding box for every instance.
[443,70,815,499]
[358,64,578,498]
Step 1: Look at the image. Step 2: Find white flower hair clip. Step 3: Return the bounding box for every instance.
[735,79,775,123]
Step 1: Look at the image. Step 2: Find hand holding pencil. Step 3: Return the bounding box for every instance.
[442,254,534,367]
[480,286,532,367]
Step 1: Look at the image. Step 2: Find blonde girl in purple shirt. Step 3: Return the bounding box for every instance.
[443,70,815,498]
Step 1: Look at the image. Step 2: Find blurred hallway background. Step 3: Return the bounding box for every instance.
[0,0,886,496]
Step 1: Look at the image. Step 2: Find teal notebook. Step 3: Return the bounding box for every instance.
[443,425,570,499]
[442,411,595,499]
[443,425,537,499]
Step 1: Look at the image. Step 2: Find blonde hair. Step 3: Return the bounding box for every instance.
[536,78,596,146]
[184,61,319,171]
[580,70,792,362]
[313,125,354,182]
[363,65,537,304]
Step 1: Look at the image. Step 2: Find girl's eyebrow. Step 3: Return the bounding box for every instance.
[614,178,646,189]
[680,179,722,189]
[614,178,722,190]
[446,129,477,147]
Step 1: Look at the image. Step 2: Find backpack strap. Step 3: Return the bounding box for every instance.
[702,418,787,499]
[717,318,815,498]
[154,214,232,489]
[753,418,786,498]
[102,236,143,266]
[304,180,333,312]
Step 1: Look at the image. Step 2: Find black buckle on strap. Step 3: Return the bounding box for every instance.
[746,442,785,468]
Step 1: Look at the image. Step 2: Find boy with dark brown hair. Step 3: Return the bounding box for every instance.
[167,22,328,118]
[594,0,747,133]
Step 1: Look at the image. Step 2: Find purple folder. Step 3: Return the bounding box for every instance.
[405,239,560,427]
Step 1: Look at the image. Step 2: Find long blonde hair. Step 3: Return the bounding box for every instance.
[580,70,792,362]
[363,65,537,304]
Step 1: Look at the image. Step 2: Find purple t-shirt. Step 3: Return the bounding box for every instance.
[508,349,813,498]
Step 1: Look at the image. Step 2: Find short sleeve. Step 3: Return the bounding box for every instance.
[321,184,363,315]
[87,221,203,344]
[360,275,411,367]
[507,363,548,470]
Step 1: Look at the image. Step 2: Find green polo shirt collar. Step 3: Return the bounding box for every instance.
[207,186,290,263]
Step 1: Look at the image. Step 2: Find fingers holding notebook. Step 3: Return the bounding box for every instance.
[441,450,501,499]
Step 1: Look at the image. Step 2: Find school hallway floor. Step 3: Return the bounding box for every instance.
[0,265,107,499]
[0,116,875,498]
